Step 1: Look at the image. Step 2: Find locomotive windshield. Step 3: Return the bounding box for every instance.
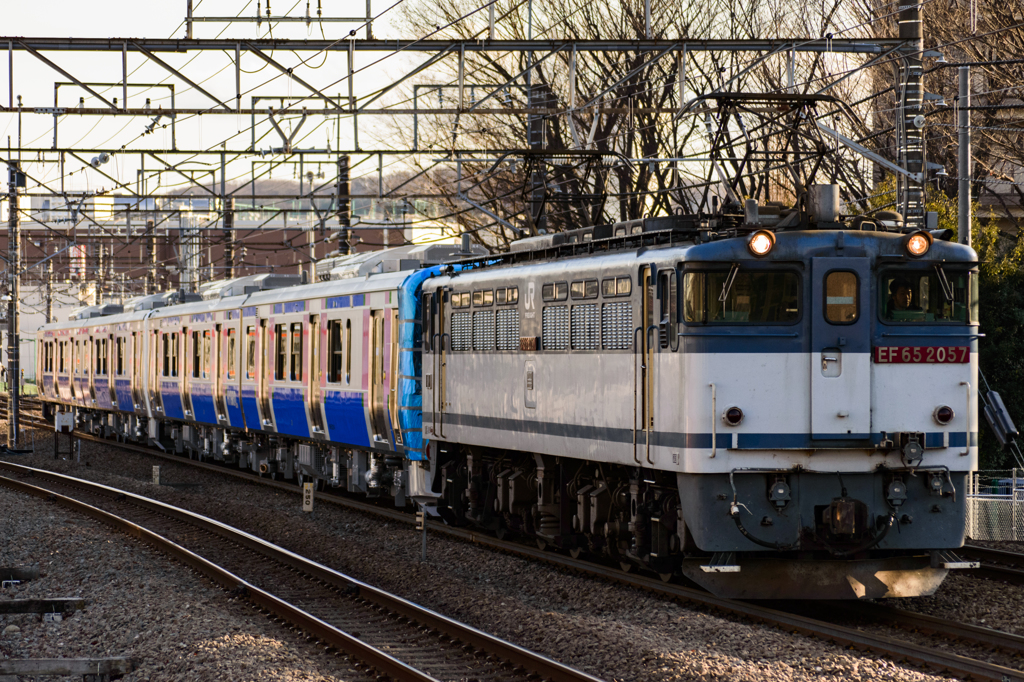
[684,269,800,324]
[879,269,977,324]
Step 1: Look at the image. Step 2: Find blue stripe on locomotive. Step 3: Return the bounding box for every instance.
[323,389,370,448]
[272,386,310,438]
[114,379,133,412]
[191,382,217,424]
[224,386,244,428]
[241,386,261,430]
[160,381,185,420]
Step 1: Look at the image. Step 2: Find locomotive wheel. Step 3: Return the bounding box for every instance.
[569,546,585,560]
[494,525,508,541]
[536,538,548,551]
[296,473,305,488]
[619,561,636,574]
[659,572,674,583]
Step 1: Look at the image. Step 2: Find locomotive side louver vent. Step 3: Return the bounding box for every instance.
[472,310,496,351]
[571,304,599,350]
[542,306,569,350]
[451,312,471,351]
[602,302,632,350]
[496,309,520,350]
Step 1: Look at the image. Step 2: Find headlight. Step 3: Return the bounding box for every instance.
[748,230,775,257]
[934,405,954,425]
[722,406,744,426]
[905,231,932,257]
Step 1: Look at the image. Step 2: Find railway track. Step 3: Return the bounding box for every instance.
[0,460,605,682]
[960,544,1024,586]
[2,422,1023,681]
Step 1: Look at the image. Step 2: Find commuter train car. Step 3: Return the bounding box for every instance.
[35,187,981,599]
[36,244,478,503]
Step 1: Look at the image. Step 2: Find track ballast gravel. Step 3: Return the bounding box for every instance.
[3,424,1002,681]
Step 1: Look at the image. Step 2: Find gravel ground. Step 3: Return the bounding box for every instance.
[0,422,984,682]
[0,483,378,682]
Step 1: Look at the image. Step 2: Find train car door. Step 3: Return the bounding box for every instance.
[258,319,273,429]
[427,289,449,437]
[388,309,401,446]
[635,265,656,465]
[810,257,871,438]
[149,330,163,416]
[307,313,326,438]
[214,323,227,424]
[368,309,388,442]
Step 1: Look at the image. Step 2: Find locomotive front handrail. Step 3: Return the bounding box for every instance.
[959,380,970,457]
[678,332,799,337]
[880,332,985,338]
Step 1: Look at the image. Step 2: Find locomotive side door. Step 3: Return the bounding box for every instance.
[810,256,871,438]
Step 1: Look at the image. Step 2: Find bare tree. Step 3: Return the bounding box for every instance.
[387,0,878,250]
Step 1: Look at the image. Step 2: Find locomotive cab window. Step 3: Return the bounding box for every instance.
[684,268,800,324]
[880,269,974,324]
[825,271,859,324]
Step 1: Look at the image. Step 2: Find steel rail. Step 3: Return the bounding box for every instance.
[0,472,437,682]
[0,461,606,682]
[5,426,1024,681]
[960,545,1024,586]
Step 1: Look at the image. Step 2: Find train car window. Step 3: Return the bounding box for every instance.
[484,290,494,305]
[496,288,506,304]
[508,287,519,304]
[161,334,170,377]
[192,331,201,378]
[171,333,179,377]
[226,329,237,380]
[115,338,124,376]
[274,324,286,380]
[602,277,631,297]
[328,320,344,383]
[58,342,63,373]
[571,280,599,299]
[825,271,859,324]
[344,320,352,384]
[542,283,568,302]
[290,322,303,381]
[245,326,256,380]
[879,269,971,324]
[202,331,212,379]
[970,272,979,323]
[452,292,471,308]
[659,271,679,348]
[684,270,800,324]
[473,290,494,307]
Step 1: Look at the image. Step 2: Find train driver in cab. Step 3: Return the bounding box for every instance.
[886,278,922,321]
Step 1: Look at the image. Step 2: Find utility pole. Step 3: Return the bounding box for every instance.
[224,197,235,278]
[898,0,925,228]
[958,66,972,247]
[7,161,22,450]
[146,219,157,294]
[336,155,351,255]
[44,257,52,323]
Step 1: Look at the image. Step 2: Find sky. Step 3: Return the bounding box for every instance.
[0,0,423,196]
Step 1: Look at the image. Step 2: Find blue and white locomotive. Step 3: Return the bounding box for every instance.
[35,188,980,599]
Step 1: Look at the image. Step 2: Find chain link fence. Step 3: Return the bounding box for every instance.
[966,469,1024,542]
